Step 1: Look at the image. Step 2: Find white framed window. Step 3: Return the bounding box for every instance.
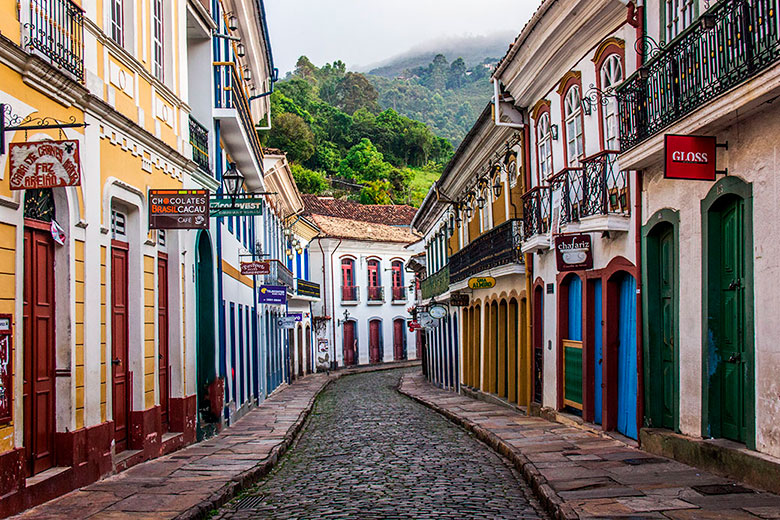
[480,189,490,232]
[665,0,695,42]
[537,113,552,179]
[152,0,164,81]
[564,86,584,166]
[111,209,127,238]
[600,54,623,151]
[110,0,123,46]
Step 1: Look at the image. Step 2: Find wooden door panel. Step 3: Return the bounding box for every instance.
[157,257,169,431]
[111,244,130,452]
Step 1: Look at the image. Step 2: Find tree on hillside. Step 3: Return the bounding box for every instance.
[360,180,393,205]
[447,58,467,89]
[338,138,391,182]
[267,113,315,163]
[333,73,380,114]
[291,163,328,195]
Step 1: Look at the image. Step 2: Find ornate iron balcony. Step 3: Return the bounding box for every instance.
[264,260,294,290]
[618,0,780,151]
[579,151,630,219]
[522,187,551,240]
[341,286,359,302]
[421,266,449,300]
[27,0,84,80]
[367,286,384,302]
[214,63,265,164]
[449,219,523,284]
[189,116,210,174]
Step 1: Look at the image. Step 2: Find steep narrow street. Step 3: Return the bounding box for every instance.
[214,369,547,519]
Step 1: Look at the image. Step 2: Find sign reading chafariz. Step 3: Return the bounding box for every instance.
[149,189,209,229]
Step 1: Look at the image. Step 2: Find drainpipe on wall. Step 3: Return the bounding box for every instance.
[522,117,534,409]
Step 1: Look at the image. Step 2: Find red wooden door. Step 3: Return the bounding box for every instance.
[343,321,356,366]
[157,255,170,432]
[111,241,130,452]
[369,320,381,364]
[394,319,404,361]
[22,222,56,476]
[341,259,355,300]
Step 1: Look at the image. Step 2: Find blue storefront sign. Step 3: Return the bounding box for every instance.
[288,313,303,322]
[258,285,287,305]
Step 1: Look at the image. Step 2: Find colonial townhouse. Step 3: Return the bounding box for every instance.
[492,0,642,438]
[412,104,530,405]
[0,0,214,510]
[615,0,780,473]
[306,197,418,369]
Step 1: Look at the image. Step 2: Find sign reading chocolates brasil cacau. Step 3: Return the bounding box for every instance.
[9,140,81,190]
[149,189,209,229]
[555,234,593,272]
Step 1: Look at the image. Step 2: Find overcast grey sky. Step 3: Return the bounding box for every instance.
[263,0,540,75]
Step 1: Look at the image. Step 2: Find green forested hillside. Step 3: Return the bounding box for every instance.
[261,57,450,206]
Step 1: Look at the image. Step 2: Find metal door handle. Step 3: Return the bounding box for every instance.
[728,279,742,290]
[727,353,741,363]
[112,358,121,366]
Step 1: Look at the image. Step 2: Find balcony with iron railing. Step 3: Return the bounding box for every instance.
[264,259,294,291]
[421,265,449,300]
[617,0,780,151]
[391,286,407,303]
[26,0,84,81]
[341,286,359,304]
[189,116,210,174]
[521,187,551,253]
[214,62,265,170]
[367,286,385,304]
[450,219,524,284]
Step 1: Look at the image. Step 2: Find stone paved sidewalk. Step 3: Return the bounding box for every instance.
[399,372,780,520]
[13,374,331,520]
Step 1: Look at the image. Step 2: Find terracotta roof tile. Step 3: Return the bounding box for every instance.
[302,195,417,226]
[310,214,420,244]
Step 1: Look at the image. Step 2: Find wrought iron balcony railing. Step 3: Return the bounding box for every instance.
[579,151,630,219]
[522,187,551,240]
[391,286,407,302]
[367,286,384,302]
[214,62,264,164]
[450,219,523,284]
[27,0,84,80]
[421,265,449,300]
[341,286,359,302]
[550,167,584,226]
[264,260,294,290]
[189,116,210,174]
[618,0,780,151]
[296,279,320,299]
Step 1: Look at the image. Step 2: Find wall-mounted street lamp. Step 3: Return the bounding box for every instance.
[476,193,486,209]
[228,15,238,31]
[222,162,244,205]
[492,178,503,199]
[243,67,252,82]
[236,43,246,57]
[580,97,592,115]
[550,124,559,141]
[337,309,351,326]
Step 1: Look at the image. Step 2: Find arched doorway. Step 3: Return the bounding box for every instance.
[369,319,381,364]
[296,325,304,378]
[615,273,638,439]
[305,325,312,374]
[110,206,131,453]
[533,286,544,404]
[157,254,170,432]
[22,188,57,475]
[562,274,583,414]
[343,320,357,366]
[195,231,216,428]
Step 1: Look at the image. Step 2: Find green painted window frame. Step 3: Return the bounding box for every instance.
[641,208,680,433]
[700,176,755,449]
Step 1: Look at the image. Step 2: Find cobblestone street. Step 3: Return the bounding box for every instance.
[214,369,547,520]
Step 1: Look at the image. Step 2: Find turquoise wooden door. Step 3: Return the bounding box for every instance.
[617,274,638,439]
[564,277,583,411]
[659,228,676,429]
[594,280,603,425]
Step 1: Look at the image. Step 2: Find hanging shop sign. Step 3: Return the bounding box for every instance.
[9,140,81,189]
[0,315,12,424]
[149,189,209,229]
[278,316,297,329]
[664,134,717,181]
[209,194,264,217]
[288,313,303,322]
[468,277,496,290]
[240,260,270,276]
[429,304,448,319]
[555,234,593,272]
[258,285,287,305]
[296,279,321,298]
[450,293,470,307]
[418,312,436,329]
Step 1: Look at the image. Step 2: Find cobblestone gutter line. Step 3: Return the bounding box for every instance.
[178,377,334,520]
[397,376,593,520]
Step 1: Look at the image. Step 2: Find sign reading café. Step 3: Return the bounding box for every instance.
[9,140,81,189]
[149,189,209,229]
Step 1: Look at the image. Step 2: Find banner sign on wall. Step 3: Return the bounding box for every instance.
[555,234,593,272]
[288,313,303,322]
[9,140,81,189]
[0,315,12,424]
[450,293,470,307]
[241,261,270,276]
[468,277,496,290]
[664,134,717,181]
[278,316,297,329]
[149,189,209,229]
[258,285,287,305]
[210,194,264,217]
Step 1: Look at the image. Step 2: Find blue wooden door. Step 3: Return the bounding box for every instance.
[617,274,638,439]
[564,277,583,410]
[594,280,603,425]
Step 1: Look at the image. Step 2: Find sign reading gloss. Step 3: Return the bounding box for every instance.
[665,134,717,181]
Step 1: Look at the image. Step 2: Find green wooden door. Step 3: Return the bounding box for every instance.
[659,228,675,430]
[716,198,746,442]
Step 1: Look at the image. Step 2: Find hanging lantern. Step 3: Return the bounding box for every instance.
[222,162,244,196]
[228,15,238,31]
